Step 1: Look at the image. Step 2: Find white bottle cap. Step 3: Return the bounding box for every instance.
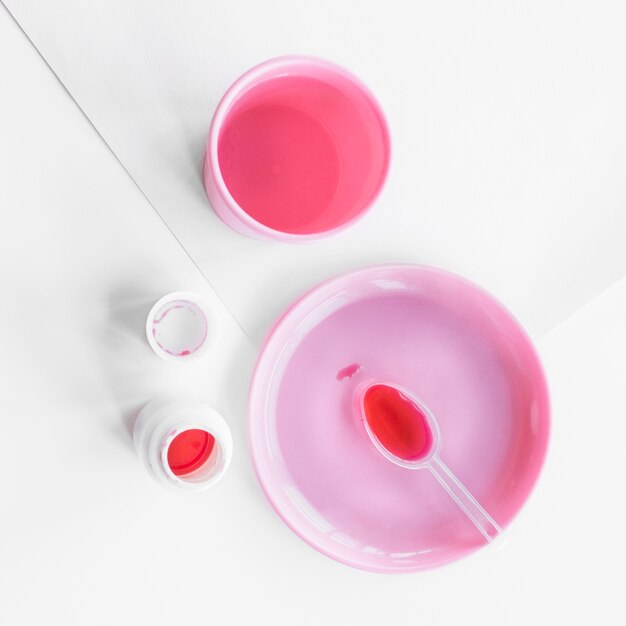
[146,291,216,363]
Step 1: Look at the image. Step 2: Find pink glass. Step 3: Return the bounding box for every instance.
[249,265,550,572]
[204,56,390,242]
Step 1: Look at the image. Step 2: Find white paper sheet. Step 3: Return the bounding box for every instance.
[5,0,626,344]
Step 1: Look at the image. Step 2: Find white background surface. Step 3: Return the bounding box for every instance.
[1,5,625,626]
[3,0,626,343]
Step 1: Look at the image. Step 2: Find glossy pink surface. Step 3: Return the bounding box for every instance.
[205,56,390,241]
[249,266,550,572]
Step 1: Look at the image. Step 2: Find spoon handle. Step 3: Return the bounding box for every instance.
[429,456,507,545]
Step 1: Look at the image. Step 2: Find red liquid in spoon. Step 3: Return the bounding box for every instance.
[363,384,433,461]
[167,429,215,477]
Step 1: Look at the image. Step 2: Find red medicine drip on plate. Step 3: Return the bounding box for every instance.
[363,384,433,461]
[167,429,215,477]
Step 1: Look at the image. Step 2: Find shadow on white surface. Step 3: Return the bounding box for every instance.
[105,287,162,441]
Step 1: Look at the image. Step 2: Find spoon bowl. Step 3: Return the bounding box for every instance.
[356,382,440,468]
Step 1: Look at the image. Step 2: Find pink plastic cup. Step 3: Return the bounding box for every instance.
[204,56,390,242]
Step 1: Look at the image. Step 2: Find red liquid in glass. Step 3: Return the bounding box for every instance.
[219,99,340,234]
[363,384,433,461]
[167,429,215,477]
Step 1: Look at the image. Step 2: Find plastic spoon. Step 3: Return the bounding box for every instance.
[355,382,506,544]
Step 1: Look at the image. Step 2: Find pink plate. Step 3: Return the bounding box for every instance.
[249,265,550,572]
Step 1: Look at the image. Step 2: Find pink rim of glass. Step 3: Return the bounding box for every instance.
[204,55,391,242]
[248,265,550,572]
